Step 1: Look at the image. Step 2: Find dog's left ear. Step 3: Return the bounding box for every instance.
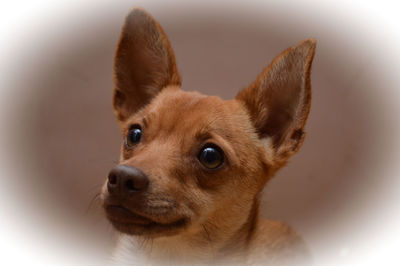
[236,39,316,161]
[113,8,181,122]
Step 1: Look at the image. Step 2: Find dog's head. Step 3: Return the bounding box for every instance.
[101,9,316,238]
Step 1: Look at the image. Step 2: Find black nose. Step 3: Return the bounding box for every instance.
[107,165,149,196]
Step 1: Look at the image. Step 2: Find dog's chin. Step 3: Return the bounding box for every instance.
[105,205,188,237]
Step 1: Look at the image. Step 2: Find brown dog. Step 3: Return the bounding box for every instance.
[100,8,316,266]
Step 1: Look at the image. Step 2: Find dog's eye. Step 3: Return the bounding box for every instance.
[198,145,224,169]
[126,125,142,148]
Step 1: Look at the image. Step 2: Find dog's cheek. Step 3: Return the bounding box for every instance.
[182,186,215,221]
[195,170,228,190]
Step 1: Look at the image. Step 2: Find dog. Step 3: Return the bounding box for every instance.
[100,8,316,266]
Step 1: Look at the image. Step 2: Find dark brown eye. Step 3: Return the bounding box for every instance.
[126,125,142,148]
[198,145,224,169]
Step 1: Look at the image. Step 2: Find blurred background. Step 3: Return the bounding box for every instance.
[1,0,400,265]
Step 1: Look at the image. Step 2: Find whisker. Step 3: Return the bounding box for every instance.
[87,183,104,194]
[86,192,101,215]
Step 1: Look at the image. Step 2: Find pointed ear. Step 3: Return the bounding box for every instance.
[113,8,181,122]
[236,39,316,160]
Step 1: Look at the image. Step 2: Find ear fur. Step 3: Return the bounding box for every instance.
[113,8,181,122]
[236,39,316,161]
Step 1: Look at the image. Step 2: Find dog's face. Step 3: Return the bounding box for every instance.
[101,9,315,238]
[102,88,268,237]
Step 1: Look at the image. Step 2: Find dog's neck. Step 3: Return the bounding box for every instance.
[112,199,259,265]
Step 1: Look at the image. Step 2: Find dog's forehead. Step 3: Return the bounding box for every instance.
[140,87,240,133]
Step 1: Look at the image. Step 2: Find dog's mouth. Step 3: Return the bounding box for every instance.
[105,205,188,236]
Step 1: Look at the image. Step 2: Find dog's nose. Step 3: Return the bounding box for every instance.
[107,165,149,196]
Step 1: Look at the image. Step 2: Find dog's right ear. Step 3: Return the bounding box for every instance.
[113,8,181,122]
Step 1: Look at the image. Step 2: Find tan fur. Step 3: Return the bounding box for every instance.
[100,8,316,265]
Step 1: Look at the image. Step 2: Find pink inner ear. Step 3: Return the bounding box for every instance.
[235,39,316,156]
